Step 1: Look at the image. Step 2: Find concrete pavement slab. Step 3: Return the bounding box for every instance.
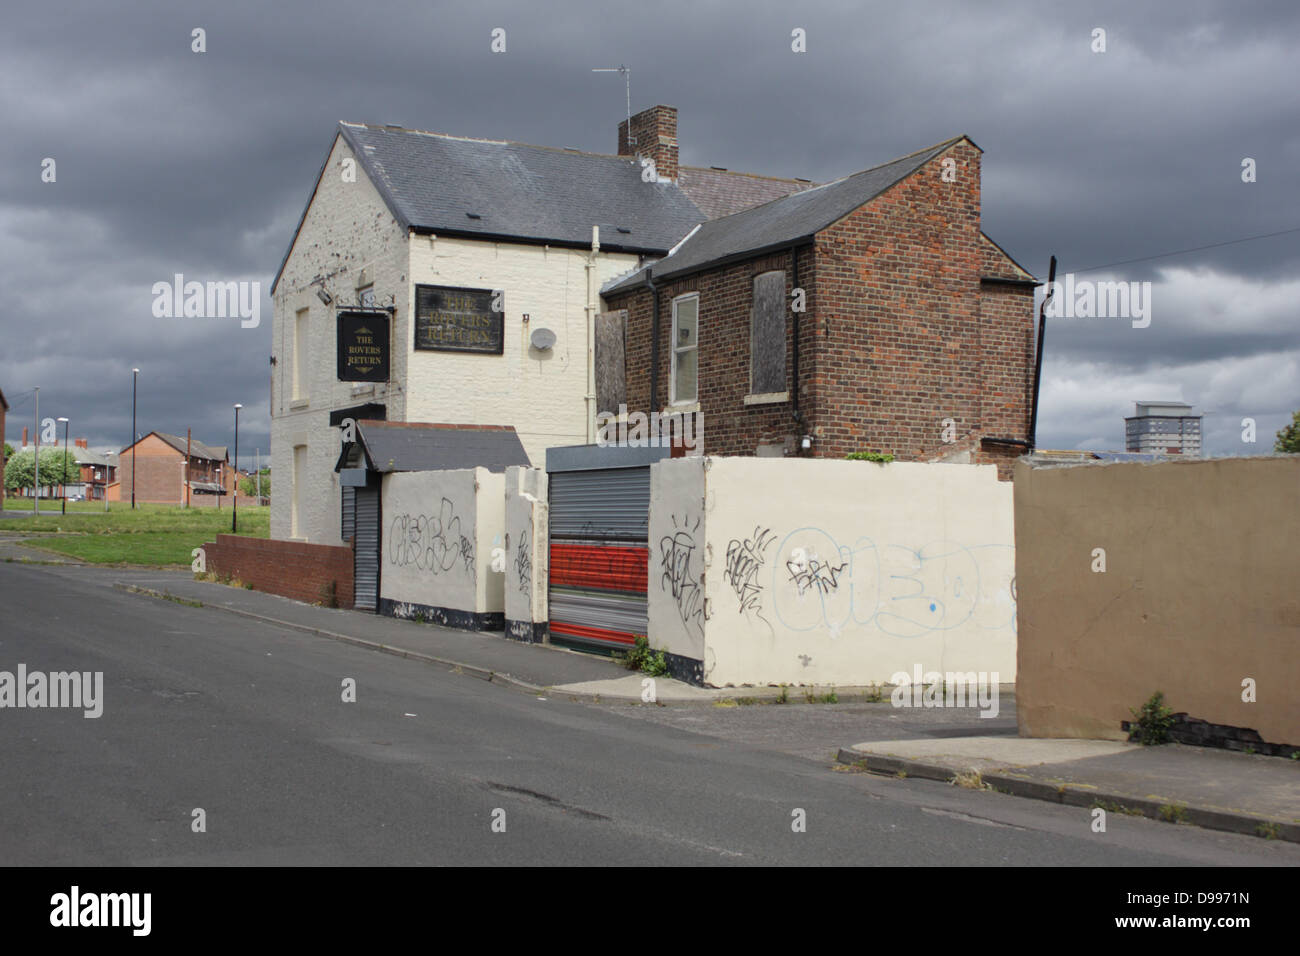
[838,737,1300,843]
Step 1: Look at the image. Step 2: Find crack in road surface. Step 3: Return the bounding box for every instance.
[483,781,612,821]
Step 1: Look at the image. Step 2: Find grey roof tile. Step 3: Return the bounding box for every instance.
[346,421,531,474]
[677,166,817,220]
[603,137,964,294]
[338,123,704,254]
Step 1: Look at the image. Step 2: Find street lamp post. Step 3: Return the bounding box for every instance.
[232,403,242,533]
[58,417,69,515]
[130,368,139,509]
[32,386,39,514]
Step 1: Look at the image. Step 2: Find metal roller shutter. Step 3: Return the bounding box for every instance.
[341,485,355,544]
[354,485,380,611]
[548,467,651,652]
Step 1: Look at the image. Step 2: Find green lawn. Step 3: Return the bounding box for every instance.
[2,502,269,566]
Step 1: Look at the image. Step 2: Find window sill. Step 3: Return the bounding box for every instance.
[666,401,700,414]
[290,399,309,410]
[744,391,789,406]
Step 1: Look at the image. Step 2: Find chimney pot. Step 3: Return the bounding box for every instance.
[618,105,678,183]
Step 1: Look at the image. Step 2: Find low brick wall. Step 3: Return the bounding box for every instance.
[203,534,354,609]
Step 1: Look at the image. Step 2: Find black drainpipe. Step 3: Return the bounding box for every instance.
[1028,255,1056,451]
[648,268,659,411]
[790,244,802,428]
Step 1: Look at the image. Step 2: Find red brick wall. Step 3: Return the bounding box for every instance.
[202,534,354,609]
[119,436,184,503]
[615,246,815,456]
[607,139,1035,480]
[618,105,679,182]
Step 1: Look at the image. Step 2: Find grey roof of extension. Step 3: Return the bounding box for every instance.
[603,136,968,295]
[337,420,531,474]
[343,123,702,249]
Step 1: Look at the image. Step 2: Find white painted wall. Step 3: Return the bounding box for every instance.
[649,457,1017,687]
[405,237,641,467]
[270,131,645,544]
[380,468,505,617]
[271,133,408,542]
[504,466,549,629]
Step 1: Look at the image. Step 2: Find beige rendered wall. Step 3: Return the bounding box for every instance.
[380,468,504,617]
[649,457,1017,687]
[1014,457,1300,745]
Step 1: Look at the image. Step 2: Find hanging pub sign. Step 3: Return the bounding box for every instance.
[414,284,503,354]
[336,310,391,382]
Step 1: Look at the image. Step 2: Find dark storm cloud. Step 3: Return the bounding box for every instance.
[2,0,1296,462]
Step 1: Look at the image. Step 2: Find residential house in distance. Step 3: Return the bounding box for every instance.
[11,433,119,501]
[1125,400,1203,457]
[116,431,234,505]
[71,440,118,501]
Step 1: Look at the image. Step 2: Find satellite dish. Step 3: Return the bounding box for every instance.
[530,327,556,350]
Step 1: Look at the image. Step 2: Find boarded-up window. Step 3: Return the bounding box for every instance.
[751,271,786,394]
[594,310,627,416]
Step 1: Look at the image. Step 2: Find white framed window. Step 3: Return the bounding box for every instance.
[670,293,699,404]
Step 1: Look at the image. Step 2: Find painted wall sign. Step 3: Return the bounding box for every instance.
[337,311,391,382]
[414,284,503,354]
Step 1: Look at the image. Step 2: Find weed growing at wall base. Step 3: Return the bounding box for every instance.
[1128,691,1175,744]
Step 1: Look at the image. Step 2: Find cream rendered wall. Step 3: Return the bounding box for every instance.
[270,134,409,542]
[380,468,504,617]
[649,457,1017,687]
[405,237,642,467]
[504,466,549,639]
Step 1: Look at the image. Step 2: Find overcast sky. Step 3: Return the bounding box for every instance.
[2,0,1296,465]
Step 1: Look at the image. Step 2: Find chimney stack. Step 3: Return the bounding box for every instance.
[618,105,678,183]
[22,426,28,448]
[76,438,88,450]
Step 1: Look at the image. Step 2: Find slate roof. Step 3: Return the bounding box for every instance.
[677,166,817,220]
[151,432,228,463]
[603,137,966,294]
[338,123,704,253]
[338,420,531,474]
[74,448,119,468]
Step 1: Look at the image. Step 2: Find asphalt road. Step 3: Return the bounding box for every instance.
[1,560,1294,866]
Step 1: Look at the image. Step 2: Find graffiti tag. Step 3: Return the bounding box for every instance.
[388,497,476,579]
